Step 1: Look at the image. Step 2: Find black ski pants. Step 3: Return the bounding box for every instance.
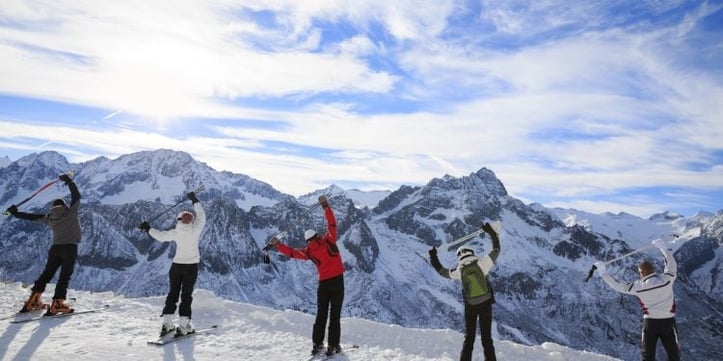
[162,263,198,318]
[460,301,496,361]
[32,244,78,300]
[313,274,344,347]
[641,317,680,361]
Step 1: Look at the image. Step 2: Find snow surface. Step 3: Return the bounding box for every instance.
[0,282,620,361]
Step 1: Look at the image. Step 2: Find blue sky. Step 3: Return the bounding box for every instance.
[0,0,721,218]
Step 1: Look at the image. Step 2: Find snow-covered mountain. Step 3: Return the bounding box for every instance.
[0,282,620,361]
[0,150,721,361]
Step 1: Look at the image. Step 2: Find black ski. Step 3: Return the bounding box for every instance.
[147,325,218,345]
[9,304,110,324]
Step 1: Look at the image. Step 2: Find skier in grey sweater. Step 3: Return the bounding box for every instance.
[7,173,81,315]
[595,238,680,361]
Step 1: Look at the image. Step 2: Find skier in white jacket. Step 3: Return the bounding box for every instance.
[595,238,680,361]
[139,191,205,337]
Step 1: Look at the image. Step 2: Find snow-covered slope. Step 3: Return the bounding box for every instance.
[0,282,620,361]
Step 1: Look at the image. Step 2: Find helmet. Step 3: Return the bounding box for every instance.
[456,245,475,260]
[177,211,194,224]
[304,229,318,241]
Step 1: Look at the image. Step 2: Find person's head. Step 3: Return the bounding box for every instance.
[177,211,194,224]
[304,229,318,242]
[456,245,475,261]
[51,199,67,209]
[49,198,68,218]
[638,261,655,278]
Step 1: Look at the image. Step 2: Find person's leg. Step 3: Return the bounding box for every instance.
[459,304,476,361]
[313,280,332,346]
[32,245,63,294]
[327,276,344,347]
[657,318,680,361]
[640,319,658,361]
[178,264,198,318]
[162,264,183,315]
[51,245,78,300]
[478,303,496,361]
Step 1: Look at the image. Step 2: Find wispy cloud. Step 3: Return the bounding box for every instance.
[0,0,721,217]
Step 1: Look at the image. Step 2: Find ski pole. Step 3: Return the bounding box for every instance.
[583,244,654,282]
[145,184,205,224]
[444,220,501,251]
[3,172,74,216]
[262,192,332,264]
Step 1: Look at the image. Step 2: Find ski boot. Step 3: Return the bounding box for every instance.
[326,344,342,356]
[160,314,175,337]
[175,316,194,336]
[46,298,73,316]
[310,343,325,355]
[20,291,47,313]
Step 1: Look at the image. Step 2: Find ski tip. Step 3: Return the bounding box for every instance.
[490,220,502,233]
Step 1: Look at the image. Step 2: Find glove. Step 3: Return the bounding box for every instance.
[428,246,437,258]
[318,195,329,209]
[652,238,667,250]
[138,221,151,233]
[482,222,496,236]
[594,262,606,276]
[59,174,73,185]
[6,205,18,215]
[187,192,199,204]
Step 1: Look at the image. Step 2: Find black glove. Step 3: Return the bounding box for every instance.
[138,221,151,233]
[6,205,18,215]
[428,247,443,271]
[187,192,199,204]
[59,174,73,185]
[482,222,496,236]
[318,195,329,209]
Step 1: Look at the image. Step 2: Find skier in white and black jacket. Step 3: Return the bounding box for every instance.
[139,191,205,337]
[429,222,501,361]
[595,238,680,361]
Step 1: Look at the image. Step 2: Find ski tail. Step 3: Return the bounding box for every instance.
[3,171,74,216]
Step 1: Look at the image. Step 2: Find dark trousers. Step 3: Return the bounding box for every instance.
[460,302,496,361]
[313,274,344,347]
[641,317,680,361]
[32,244,78,300]
[162,263,198,318]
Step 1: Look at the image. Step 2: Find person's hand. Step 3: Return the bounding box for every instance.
[652,238,667,250]
[6,205,18,215]
[268,236,280,247]
[318,195,329,209]
[428,246,437,258]
[187,191,199,204]
[594,262,606,276]
[482,222,497,237]
[59,174,73,185]
[138,221,151,233]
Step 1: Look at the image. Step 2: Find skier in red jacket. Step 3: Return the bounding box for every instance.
[268,195,345,357]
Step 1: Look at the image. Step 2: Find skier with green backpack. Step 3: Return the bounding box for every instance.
[429,222,501,361]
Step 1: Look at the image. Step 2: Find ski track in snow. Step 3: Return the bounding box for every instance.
[0,282,621,361]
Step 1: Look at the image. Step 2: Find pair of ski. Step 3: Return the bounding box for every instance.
[415,221,502,263]
[308,344,359,361]
[147,325,218,345]
[4,304,110,323]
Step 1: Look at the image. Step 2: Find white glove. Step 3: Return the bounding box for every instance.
[594,262,607,276]
[652,238,667,250]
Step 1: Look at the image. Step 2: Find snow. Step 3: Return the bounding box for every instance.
[0,282,620,361]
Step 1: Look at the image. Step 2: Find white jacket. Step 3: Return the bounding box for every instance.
[149,202,206,264]
[601,248,677,319]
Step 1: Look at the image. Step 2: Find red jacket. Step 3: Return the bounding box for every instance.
[276,206,344,281]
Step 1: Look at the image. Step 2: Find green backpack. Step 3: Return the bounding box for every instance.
[461,260,492,305]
